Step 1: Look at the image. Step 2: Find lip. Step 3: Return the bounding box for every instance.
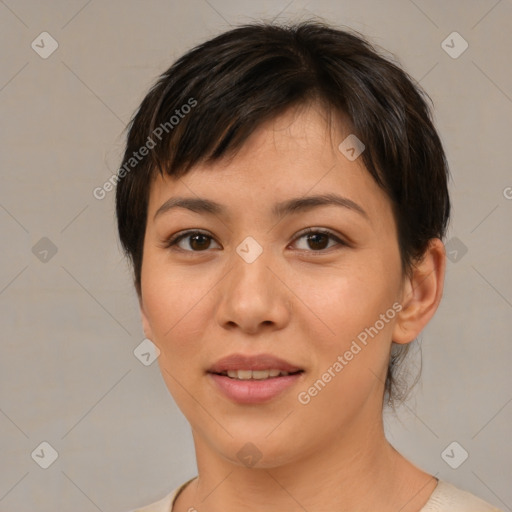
[208,372,304,404]
[207,353,302,373]
[207,353,305,404]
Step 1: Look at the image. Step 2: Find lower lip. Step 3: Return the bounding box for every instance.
[208,373,303,404]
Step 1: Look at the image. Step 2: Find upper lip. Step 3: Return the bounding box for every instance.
[208,353,303,374]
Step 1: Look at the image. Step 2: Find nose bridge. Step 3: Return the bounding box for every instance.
[231,234,276,299]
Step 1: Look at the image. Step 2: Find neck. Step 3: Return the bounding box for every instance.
[175,404,436,512]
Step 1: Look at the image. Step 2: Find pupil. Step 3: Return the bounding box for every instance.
[191,234,210,250]
[308,233,328,250]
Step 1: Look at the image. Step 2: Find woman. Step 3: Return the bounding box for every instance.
[116,20,502,512]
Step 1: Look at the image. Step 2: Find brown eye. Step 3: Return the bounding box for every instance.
[305,232,330,250]
[166,231,220,252]
[292,228,345,252]
[187,233,212,251]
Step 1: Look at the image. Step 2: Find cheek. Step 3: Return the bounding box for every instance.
[310,262,398,346]
[298,273,397,414]
[141,259,210,356]
[142,267,210,408]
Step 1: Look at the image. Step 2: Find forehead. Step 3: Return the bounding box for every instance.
[146,104,389,224]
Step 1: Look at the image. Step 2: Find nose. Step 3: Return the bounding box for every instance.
[215,242,292,335]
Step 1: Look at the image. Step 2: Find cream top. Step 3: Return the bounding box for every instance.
[129,477,504,511]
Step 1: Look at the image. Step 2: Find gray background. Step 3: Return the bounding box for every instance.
[1,1,511,511]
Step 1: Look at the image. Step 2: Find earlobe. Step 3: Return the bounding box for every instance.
[392,238,446,345]
[139,296,154,341]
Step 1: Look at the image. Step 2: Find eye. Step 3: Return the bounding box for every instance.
[291,227,346,252]
[165,230,220,252]
[164,228,347,253]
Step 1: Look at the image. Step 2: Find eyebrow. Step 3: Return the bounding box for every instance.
[153,193,369,222]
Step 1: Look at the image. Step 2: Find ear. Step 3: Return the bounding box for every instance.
[392,238,446,344]
[138,294,154,341]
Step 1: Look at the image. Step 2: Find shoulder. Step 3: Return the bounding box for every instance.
[421,479,504,512]
[126,477,196,512]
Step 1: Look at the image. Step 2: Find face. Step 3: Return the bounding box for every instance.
[139,103,407,467]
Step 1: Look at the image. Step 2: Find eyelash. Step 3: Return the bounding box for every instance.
[163,227,347,254]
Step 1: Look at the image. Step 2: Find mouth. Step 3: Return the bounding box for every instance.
[211,369,304,380]
[207,353,305,404]
[207,353,303,375]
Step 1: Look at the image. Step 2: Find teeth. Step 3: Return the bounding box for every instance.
[225,369,292,380]
[252,370,271,380]
[237,370,252,380]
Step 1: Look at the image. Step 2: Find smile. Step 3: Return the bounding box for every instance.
[218,369,302,380]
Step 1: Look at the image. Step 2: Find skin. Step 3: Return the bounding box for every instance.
[139,102,446,512]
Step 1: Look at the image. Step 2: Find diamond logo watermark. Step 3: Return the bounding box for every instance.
[31,32,59,59]
[32,237,58,263]
[31,441,58,469]
[237,442,262,468]
[445,237,468,263]
[441,441,469,469]
[441,32,468,59]
[236,236,263,264]
[338,134,365,161]
[134,338,160,366]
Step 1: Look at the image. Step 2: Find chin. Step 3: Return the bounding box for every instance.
[210,431,305,470]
